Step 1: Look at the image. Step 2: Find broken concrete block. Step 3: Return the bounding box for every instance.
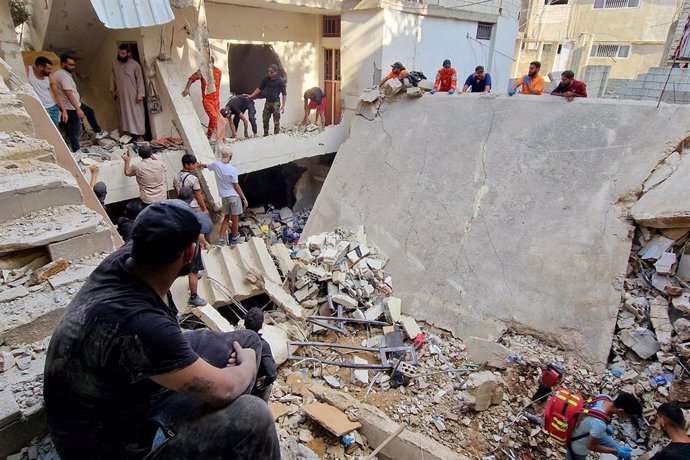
[0,286,29,303]
[294,284,318,302]
[48,264,95,289]
[460,371,505,412]
[48,227,114,261]
[672,293,690,314]
[399,315,421,339]
[669,380,690,403]
[360,86,382,103]
[652,273,673,292]
[384,297,402,323]
[351,357,369,386]
[677,253,690,282]
[654,252,677,275]
[649,297,673,351]
[262,324,289,366]
[191,305,234,332]
[673,318,690,342]
[384,78,403,97]
[332,270,346,285]
[0,351,15,371]
[406,87,423,98]
[332,293,358,309]
[302,402,362,436]
[29,259,69,285]
[633,153,690,228]
[0,389,21,429]
[246,269,304,321]
[364,303,384,321]
[638,235,675,260]
[660,227,690,241]
[618,329,660,360]
[270,402,289,421]
[464,336,513,369]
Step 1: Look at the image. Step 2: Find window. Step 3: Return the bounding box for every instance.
[476,22,493,40]
[545,0,569,5]
[323,16,341,37]
[593,0,639,8]
[590,44,631,58]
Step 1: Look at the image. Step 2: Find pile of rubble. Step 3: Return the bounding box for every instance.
[239,206,309,246]
[72,129,185,167]
[281,124,322,138]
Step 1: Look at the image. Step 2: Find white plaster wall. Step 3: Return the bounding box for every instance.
[341,10,384,98]
[380,10,518,95]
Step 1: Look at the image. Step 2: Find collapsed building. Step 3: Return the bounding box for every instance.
[2,1,690,459]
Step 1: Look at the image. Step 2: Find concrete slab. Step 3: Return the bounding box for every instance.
[633,149,690,228]
[191,305,234,332]
[0,163,82,224]
[47,227,114,261]
[0,389,20,429]
[0,134,54,163]
[269,243,296,278]
[48,264,95,289]
[0,99,34,136]
[200,237,281,305]
[305,95,690,364]
[0,205,103,255]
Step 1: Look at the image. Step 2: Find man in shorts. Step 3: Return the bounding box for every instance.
[200,143,248,245]
[302,87,326,130]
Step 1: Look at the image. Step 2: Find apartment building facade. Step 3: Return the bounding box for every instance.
[513,0,684,79]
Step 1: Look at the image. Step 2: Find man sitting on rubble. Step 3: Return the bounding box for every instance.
[379,62,409,87]
[243,307,277,402]
[566,392,642,460]
[651,403,690,459]
[551,70,588,101]
[44,202,280,459]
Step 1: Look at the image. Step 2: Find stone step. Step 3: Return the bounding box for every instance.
[0,90,34,136]
[0,163,82,224]
[0,205,105,256]
[0,132,55,164]
[170,237,281,311]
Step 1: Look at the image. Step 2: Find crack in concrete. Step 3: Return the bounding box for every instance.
[458,106,495,250]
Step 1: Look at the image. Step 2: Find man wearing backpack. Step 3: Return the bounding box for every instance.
[173,154,209,214]
[566,392,642,460]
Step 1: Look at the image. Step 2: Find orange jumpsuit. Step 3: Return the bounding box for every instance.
[189,66,222,137]
[433,67,458,92]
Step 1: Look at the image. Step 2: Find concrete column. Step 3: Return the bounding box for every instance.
[571,33,593,78]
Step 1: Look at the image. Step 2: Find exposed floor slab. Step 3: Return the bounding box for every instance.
[305,94,690,364]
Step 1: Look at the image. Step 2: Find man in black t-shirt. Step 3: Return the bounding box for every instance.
[651,403,690,460]
[221,94,258,139]
[44,202,280,459]
[246,64,287,136]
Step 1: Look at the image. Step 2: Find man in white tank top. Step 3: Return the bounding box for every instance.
[27,56,67,126]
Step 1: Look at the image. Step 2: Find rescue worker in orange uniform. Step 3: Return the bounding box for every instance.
[430,59,457,95]
[379,62,409,87]
[182,57,222,139]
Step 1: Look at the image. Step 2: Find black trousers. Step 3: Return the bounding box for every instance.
[147,329,280,460]
[232,102,258,135]
[66,103,102,151]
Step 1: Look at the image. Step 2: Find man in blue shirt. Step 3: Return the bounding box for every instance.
[567,392,642,460]
[463,66,492,93]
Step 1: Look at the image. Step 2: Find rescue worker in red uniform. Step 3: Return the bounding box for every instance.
[431,59,457,95]
[182,57,222,139]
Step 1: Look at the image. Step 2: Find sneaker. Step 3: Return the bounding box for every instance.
[189,294,207,307]
[217,238,227,246]
[229,235,245,245]
[95,130,108,140]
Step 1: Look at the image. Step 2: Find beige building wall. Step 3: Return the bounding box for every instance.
[515,0,683,79]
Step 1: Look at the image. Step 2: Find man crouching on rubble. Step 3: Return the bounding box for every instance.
[44,202,280,459]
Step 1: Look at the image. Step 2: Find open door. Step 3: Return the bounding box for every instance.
[323,48,341,126]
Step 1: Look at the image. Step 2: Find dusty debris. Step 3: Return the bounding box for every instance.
[459,371,505,412]
[302,402,362,437]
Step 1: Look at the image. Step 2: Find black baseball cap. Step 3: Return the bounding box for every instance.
[391,62,404,69]
[475,65,485,72]
[132,201,201,265]
[443,59,451,68]
[93,182,107,206]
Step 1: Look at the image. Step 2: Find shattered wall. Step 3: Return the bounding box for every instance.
[304,94,690,365]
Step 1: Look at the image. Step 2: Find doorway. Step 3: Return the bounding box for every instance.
[227,44,286,96]
[117,41,152,140]
[323,48,341,125]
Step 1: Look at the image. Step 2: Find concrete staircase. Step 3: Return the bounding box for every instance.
[0,73,115,456]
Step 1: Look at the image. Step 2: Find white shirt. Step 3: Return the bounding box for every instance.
[207,161,239,198]
[27,66,55,108]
